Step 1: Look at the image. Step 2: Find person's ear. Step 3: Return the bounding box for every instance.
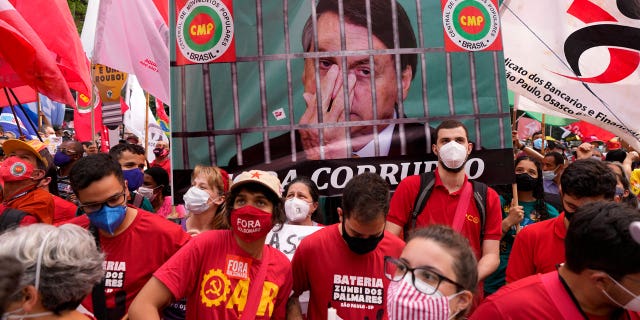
[400,66,413,100]
[31,169,45,180]
[212,195,225,206]
[38,176,52,188]
[337,207,343,222]
[450,290,473,316]
[432,144,439,156]
[590,270,610,291]
[20,285,39,312]
[310,201,319,216]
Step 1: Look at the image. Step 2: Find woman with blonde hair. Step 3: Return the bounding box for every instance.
[182,165,230,235]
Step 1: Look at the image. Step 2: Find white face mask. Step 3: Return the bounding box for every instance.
[387,273,462,320]
[285,197,311,222]
[438,141,468,170]
[137,186,157,201]
[542,170,556,181]
[602,274,640,312]
[183,187,211,214]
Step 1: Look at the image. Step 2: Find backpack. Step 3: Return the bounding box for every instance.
[404,172,488,240]
[0,207,31,232]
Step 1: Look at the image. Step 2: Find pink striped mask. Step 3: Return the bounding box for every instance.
[387,274,461,320]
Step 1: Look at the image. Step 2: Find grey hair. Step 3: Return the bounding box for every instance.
[0,224,104,313]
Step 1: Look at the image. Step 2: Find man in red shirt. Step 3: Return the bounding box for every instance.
[65,154,189,319]
[386,120,501,284]
[288,173,405,319]
[472,201,640,319]
[506,159,617,283]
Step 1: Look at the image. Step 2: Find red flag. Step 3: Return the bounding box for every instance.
[517,117,541,140]
[0,85,36,107]
[120,96,129,114]
[0,0,74,105]
[101,125,110,152]
[565,120,616,143]
[152,0,168,25]
[10,0,91,104]
[74,93,103,142]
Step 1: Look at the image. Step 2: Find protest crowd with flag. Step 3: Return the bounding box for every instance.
[1,0,640,319]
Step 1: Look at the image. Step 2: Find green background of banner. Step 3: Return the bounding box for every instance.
[169,0,511,170]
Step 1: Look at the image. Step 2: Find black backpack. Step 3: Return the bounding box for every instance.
[403,172,488,240]
[0,207,32,232]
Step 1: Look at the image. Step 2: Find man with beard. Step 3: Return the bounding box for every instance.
[386,120,501,287]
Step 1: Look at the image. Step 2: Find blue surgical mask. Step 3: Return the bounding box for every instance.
[88,204,127,235]
[533,138,547,150]
[53,151,72,167]
[122,168,144,192]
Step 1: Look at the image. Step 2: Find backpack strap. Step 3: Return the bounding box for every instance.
[470,180,488,240]
[0,207,30,232]
[404,172,435,240]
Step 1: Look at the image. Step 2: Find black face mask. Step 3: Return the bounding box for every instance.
[341,221,384,255]
[563,209,575,222]
[515,173,537,191]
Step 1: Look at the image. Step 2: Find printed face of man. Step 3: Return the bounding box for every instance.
[299,12,413,159]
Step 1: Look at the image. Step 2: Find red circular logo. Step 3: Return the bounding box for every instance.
[188,13,216,45]
[458,6,485,35]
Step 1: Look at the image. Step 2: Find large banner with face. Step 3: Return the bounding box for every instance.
[170,0,514,204]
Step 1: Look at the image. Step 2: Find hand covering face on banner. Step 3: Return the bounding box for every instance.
[171,0,514,197]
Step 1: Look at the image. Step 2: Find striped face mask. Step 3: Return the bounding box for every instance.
[386,273,461,320]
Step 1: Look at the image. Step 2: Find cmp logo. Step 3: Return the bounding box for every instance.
[442,0,500,51]
[176,0,234,63]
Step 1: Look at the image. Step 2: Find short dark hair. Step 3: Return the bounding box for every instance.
[302,0,417,79]
[145,167,170,196]
[605,149,627,163]
[108,143,145,160]
[560,159,616,200]
[544,152,564,167]
[435,119,469,142]
[224,183,286,229]
[0,255,23,315]
[565,201,640,280]
[408,225,478,293]
[284,176,323,220]
[69,154,123,195]
[341,172,389,222]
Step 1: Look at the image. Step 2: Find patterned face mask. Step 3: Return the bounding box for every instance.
[387,273,462,320]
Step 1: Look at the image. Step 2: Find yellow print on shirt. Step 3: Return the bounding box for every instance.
[200,268,280,316]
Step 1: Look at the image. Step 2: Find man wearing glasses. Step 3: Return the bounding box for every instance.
[288,173,404,319]
[65,154,190,320]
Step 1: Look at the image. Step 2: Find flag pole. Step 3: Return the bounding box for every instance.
[144,91,150,158]
[541,114,546,155]
[36,92,42,131]
[511,94,519,222]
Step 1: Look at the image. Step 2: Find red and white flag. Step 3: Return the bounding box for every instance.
[0,0,74,105]
[501,0,640,149]
[93,0,169,103]
[10,0,92,103]
[74,87,103,142]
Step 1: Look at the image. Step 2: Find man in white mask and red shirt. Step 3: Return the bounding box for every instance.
[385,119,501,301]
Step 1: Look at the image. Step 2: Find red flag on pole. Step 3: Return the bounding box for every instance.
[74,92,103,142]
[10,0,92,103]
[0,0,74,105]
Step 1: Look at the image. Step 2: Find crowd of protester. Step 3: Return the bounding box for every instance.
[0,117,638,320]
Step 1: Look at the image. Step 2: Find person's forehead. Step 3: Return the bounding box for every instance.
[143,174,157,186]
[317,12,388,51]
[119,151,145,164]
[402,238,456,279]
[516,159,536,170]
[11,149,37,163]
[77,174,123,202]
[437,127,467,140]
[193,175,212,188]
[287,182,310,194]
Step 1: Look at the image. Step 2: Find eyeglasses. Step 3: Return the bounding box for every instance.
[78,189,127,213]
[384,256,463,295]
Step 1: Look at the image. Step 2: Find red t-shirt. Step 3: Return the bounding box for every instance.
[66,209,190,318]
[291,224,405,320]
[52,195,77,224]
[154,230,292,320]
[387,170,501,259]
[506,213,567,283]
[470,271,640,320]
[150,157,171,177]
